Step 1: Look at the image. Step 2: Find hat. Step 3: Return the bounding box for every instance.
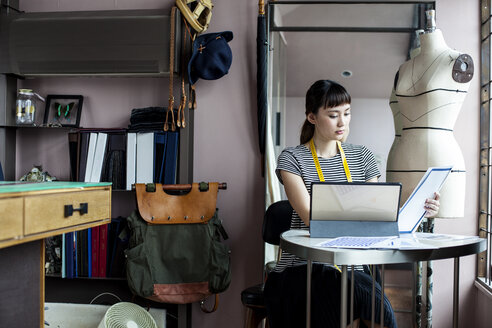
[188,31,233,85]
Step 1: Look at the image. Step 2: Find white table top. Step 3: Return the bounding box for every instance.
[280,229,487,265]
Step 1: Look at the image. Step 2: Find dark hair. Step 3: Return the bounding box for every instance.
[300,80,351,144]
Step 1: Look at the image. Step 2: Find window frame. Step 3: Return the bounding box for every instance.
[479,0,492,292]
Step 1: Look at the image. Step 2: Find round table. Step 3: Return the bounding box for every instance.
[280,229,486,328]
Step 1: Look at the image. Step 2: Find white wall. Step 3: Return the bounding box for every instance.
[285,96,394,180]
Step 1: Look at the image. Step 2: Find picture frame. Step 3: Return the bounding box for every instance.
[43,95,83,128]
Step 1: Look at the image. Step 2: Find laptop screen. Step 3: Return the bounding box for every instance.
[310,182,402,222]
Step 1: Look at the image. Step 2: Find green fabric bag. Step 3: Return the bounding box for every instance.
[125,209,231,305]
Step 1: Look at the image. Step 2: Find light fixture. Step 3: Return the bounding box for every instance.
[341,70,353,78]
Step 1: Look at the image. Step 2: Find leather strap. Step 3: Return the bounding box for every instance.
[165,6,177,132]
[135,182,218,224]
[200,294,219,313]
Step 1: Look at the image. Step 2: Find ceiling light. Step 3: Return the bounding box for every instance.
[341,70,353,78]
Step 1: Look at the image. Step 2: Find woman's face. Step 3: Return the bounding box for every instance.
[307,103,351,142]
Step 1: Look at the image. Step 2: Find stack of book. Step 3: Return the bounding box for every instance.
[47,217,129,279]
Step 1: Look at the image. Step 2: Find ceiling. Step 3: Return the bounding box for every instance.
[281,31,410,99]
[270,1,429,99]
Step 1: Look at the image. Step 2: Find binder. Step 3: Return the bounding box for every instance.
[126,133,137,190]
[154,132,167,183]
[136,132,154,183]
[163,131,179,184]
[90,133,108,182]
[78,132,90,182]
[84,133,98,182]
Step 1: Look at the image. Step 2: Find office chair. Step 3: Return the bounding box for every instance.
[240,200,293,328]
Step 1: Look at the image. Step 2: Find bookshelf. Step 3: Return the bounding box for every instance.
[0,7,193,328]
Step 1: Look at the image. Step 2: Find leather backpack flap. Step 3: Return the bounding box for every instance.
[135,182,218,224]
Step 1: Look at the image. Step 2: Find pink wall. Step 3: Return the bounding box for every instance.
[16,0,491,327]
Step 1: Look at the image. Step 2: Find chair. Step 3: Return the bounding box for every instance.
[241,200,293,328]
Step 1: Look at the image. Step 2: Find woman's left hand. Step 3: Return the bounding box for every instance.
[424,192,440,218]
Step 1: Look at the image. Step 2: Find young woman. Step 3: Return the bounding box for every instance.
[264,80,440,328]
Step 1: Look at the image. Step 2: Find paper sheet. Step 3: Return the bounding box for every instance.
[398,166,452,233]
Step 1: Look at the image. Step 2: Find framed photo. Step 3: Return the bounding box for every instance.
[43,95,83,128]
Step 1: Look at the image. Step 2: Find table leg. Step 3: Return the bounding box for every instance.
[350,266,355,328]
[341,265,348,328]
[453,257,460,328]
[371,265,375,328]
[307,259,312,328]
[381,265,385,328]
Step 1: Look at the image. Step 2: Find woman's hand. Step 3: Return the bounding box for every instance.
[424,192,440,218]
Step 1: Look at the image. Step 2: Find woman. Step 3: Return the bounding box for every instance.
[264,80,440,328]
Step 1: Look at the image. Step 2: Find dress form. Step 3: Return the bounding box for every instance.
[387,14,473,218]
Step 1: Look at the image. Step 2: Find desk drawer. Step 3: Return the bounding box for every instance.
[0,197,23,241]
[24,189,110,235]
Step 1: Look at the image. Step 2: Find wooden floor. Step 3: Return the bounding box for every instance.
[384,268,414,328]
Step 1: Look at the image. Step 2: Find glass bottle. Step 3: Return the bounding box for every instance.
[15,89,44,126]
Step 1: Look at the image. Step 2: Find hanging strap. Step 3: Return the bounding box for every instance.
[165,6,177,132]
[309,139,352,182]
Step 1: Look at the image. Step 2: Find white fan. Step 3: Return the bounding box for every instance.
[98,302,158,328]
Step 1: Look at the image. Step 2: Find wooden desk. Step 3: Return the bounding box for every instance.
[0,181,112,327]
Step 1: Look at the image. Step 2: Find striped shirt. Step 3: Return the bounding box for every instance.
[274,142,380,272]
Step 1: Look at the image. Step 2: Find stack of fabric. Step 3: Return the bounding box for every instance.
[128,107,176,132]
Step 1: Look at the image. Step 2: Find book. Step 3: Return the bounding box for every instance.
[126,133,137,190]
[91,226,100,277]
[90,133,108,182]
[136,132,154,183]
[84,133,98,182]
[87,228,92,277]
[65,232,74,279]
[99,224,108,277]
[164,131,179,184]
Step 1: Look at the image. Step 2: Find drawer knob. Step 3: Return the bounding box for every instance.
[64,203,88,217]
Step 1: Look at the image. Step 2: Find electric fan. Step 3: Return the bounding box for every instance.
[98,302,158,328]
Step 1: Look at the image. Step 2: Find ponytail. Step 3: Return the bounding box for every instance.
[300,119,314,144]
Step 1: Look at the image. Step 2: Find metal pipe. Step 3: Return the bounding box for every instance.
[453,257,460,328]
[307,260,312,328]
[350,266,354,328]
[341,265,348,328]
[380,265,385,327]
[371,265,375,328]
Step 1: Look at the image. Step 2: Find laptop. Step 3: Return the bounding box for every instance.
[309,182,402,238]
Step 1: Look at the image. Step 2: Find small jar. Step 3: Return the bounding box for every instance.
[15,89,44,125]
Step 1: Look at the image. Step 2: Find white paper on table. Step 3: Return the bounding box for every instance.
[398,166,452,233]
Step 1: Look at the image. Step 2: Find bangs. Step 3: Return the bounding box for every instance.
[321,84,351,109]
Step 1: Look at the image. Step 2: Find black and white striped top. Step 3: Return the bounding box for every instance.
[274,142,380,272]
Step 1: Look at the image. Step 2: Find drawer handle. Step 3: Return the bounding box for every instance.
[64,203,88,217]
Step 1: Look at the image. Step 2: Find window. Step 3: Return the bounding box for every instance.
[479,0,492,292]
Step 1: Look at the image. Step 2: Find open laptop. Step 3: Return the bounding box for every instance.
[309,182,402,238]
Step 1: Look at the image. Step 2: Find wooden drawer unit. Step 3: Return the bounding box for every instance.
[0,197,23,241]
[24,189,110,235]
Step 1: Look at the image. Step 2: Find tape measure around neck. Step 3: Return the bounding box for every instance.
[309,139,352,182]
